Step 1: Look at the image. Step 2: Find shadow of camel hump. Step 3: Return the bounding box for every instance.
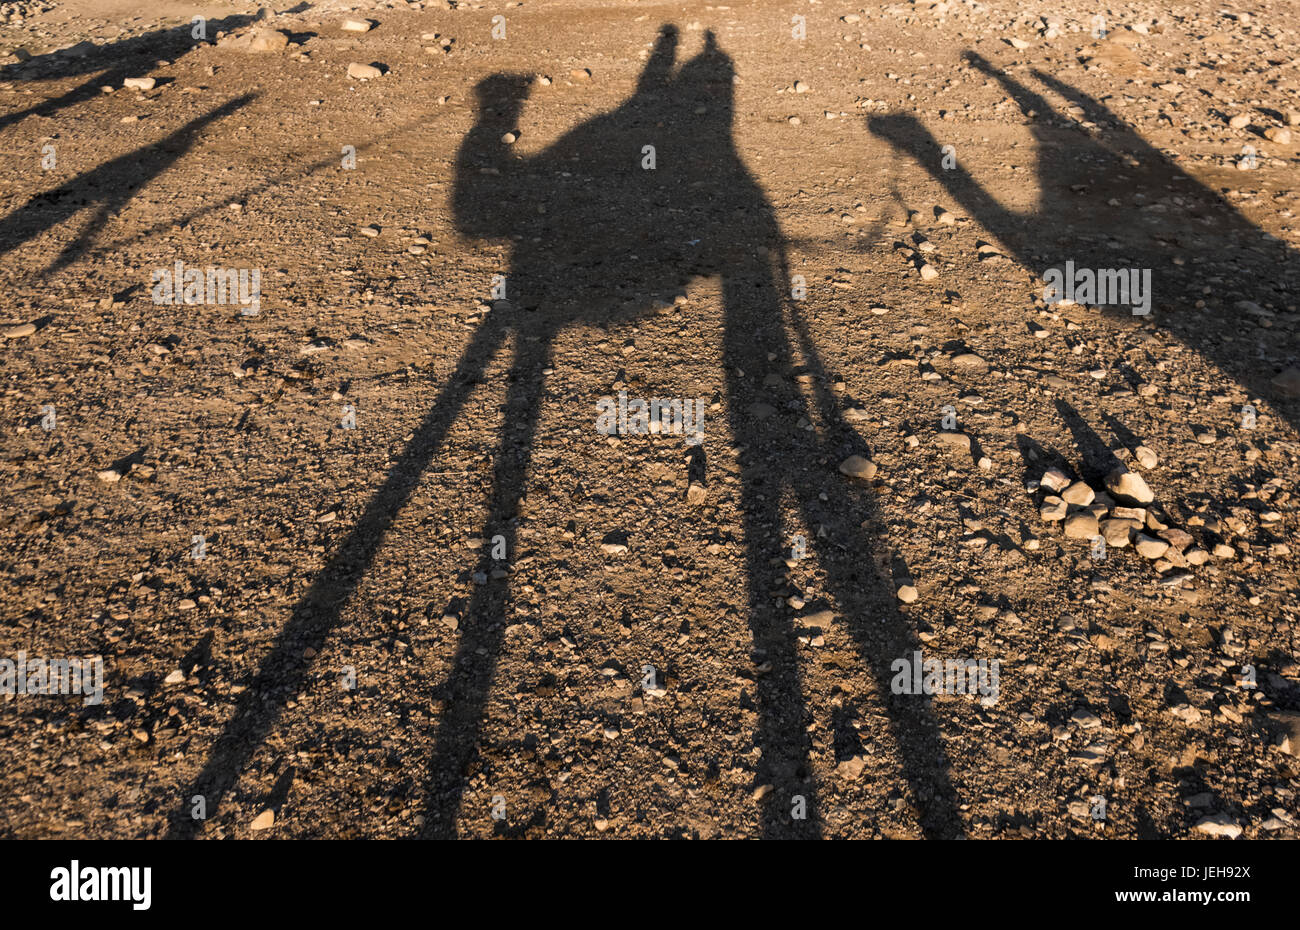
[169,25,962,840]
[869,52,1300,426]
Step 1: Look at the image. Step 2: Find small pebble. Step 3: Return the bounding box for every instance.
[838,455,877,480]
[347,62,383,80]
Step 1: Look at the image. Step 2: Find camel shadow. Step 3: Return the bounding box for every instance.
[0,15,255,134]
[168,26,962,840]
[869,51,1299,425]
[0,94,255,274]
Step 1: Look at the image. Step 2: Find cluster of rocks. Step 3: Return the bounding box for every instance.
[0,1,54,25]
[886,205,958,281]
[1030,462,1219,570]
[211,22,396,80]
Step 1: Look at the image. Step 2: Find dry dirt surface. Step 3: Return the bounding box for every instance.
[0,0,1297,840]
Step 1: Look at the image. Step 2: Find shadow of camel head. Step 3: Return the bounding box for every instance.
[869,51,1300,428]
[472,73,533,119]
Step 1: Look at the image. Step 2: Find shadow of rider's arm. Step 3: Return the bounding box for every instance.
[867,112,1017,237]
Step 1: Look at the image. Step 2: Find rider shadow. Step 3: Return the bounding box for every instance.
[169,26,962,840]
[869,52,1300,429]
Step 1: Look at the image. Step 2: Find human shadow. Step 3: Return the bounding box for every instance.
[869,52,1300,425]
[0,94,255,274]
[0,15,255,134]
[168,26,962,840]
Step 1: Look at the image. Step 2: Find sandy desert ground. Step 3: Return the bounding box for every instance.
[0,0,1298,839]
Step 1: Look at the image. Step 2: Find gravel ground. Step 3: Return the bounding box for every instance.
[0,0,1297,839]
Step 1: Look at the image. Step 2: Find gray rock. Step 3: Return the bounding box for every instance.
[951,352,987,371]
[1040,468,1070,492]
[1268,711,1300,756]
[220,28,290,53]
[1064,512,1098,539]
[1040,496,1067,521]
[1062,481,1095,506]
[1192,814,1242,839]
[1135,534,1170,559]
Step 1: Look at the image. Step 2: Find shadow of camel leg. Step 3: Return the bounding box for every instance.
[0,95,254,271]
[794,484,965,838]
[0,70,118,134]
[785,299,965,839]
[723,253,962,838]
[418,324,555,839]
[721,258,963,838]
[166,311,515,838]
[722,263,822,839]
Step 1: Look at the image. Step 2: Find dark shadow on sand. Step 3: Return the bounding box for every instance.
[167,26,963,840]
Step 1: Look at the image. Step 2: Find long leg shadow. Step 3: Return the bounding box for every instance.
[164,311,514,838]
[0,72,117,136]
[869,51,1300,430]
[785,280,964,837]
[0,94,255,274]
[723,253,962,837]
[416,326,554,838]
[719,256,823,839]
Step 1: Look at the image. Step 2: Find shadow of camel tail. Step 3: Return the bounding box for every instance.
[165,311,513,838]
